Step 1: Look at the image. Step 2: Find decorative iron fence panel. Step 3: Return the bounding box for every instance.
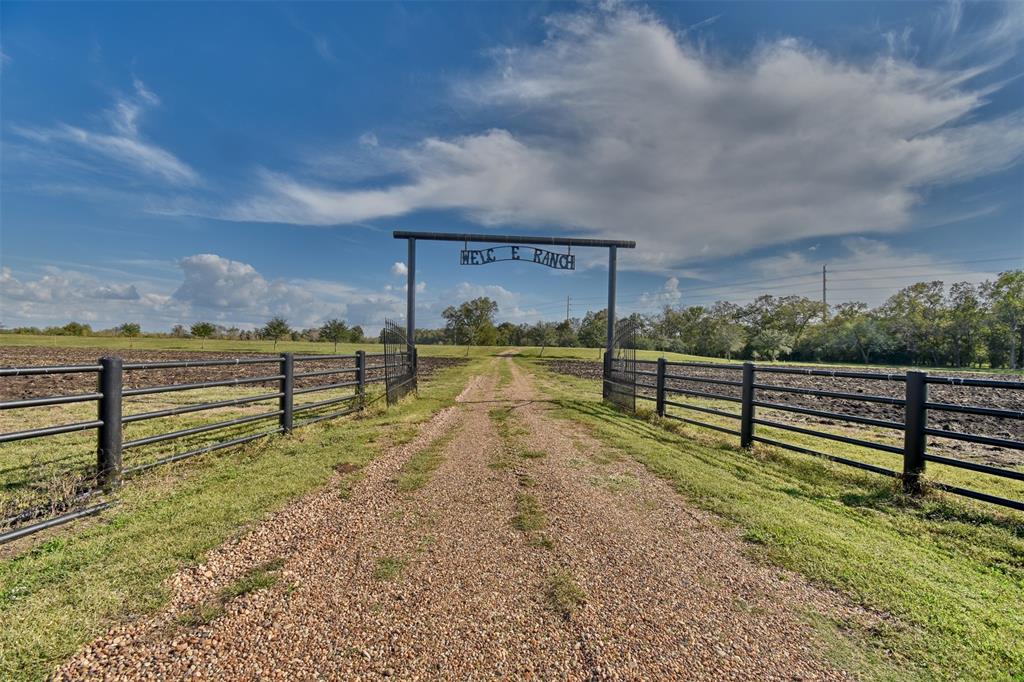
[604,317,637,413]
[383,319,417,406]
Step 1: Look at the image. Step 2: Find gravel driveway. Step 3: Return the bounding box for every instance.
[56,358,871,680]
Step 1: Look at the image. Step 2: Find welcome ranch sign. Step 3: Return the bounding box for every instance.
[392,230,636,356]
[459,245,576,270]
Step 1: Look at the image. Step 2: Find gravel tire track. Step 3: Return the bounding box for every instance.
[57,358,870,680]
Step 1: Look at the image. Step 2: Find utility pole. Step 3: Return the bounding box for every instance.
[566,295,571,323]
[822,264,828,322]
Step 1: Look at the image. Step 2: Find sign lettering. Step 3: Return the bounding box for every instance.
[459,246,575,270]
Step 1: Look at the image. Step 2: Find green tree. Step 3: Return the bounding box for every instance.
[945,283,986,367]
[118,322,141,349]
[879,282,945,365]
[989,271,1024,369]
[261,316,291,350]
[61,321,92,337]
[577,309,607,348]
[828,302,891,364]
[190,321,216,349]
[348,325,364,343]
[441,297,499,347]
[319,319,349,351]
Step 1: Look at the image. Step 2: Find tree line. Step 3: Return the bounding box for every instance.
[3,317,369,351]
[417,271,1024,369]
[4,270,1021,368]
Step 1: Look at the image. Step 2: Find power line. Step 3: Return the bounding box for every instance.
[829,255,1021,275]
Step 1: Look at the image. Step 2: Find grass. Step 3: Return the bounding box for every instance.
[546,570,586,618]
[372,556,407,581]
[394,428,458,493]
[0,358,481,681]
[5,334,1019,375]
[218,558,285,599]
[511,492,547,532]
[177,558,286,627]
[524,357,1024,681]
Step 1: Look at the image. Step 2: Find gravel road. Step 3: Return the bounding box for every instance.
[56,358,872,680]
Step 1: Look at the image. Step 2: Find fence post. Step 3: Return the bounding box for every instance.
[903,371,928,494]
[97,356,123,489]
[355,350,366,407]
[411,346,418,392]
[656,357,666,417]
[602,351,611,400]
[279,353,294,433]
[740,361,755,448]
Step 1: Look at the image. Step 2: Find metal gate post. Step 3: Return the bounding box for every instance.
[740,362,755,448]
[97,356,123,489]
[411,346,418,391]
[602,351,611,400]
[606,245,617,358]
[656,357,666,417]
[355,350,366,407]
[407,238,416,353]
[280,353,294,433]
[903,371,928,494]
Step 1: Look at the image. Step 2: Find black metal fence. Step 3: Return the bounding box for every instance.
[0,349,416,544]
[603,318,638,413]
[620,359,1024,512]
[383,319,417,405]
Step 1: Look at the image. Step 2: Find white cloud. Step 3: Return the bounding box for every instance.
[313,35,337,63]
[221,5,1024,268]
[0,256,407,331]
[1,267,141,303]
[11,80,198,185]
[360,132,379,148]
[391,261,408,276]
[444,282,541,322]
[639,276,682,308]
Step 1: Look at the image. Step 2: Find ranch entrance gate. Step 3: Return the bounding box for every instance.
[392,231,637,410]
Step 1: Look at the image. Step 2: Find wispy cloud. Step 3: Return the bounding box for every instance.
[220,4,1024,269]
[11,79,198,185]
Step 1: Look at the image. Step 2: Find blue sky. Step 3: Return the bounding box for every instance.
[1,1,1022,332]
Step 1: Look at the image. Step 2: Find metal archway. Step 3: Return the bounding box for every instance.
[392,230,636,357]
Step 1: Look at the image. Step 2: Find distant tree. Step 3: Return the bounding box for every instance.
[989,271,1024,369]
[118,322,141,349]
[320,319,349,351]
[190,321,216,349]
[262,316,291,350]
[348,325,364,343]
[171,324,188,338]
[442,297,499,347]
[62,321,92,337]
[577,309,607,348]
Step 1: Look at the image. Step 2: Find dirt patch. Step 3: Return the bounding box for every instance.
[0,346,465,400]
[545,358,1024,467]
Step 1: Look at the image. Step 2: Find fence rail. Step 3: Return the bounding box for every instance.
[0,349,411,544]
[604,356,1024,513]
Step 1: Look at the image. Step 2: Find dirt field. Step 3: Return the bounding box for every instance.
[55,357,871,680]
[0,346,465,400]
[546,359,1024,467]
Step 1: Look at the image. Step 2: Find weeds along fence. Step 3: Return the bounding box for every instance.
[610,357,1024,512]
[0,348,416,544]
